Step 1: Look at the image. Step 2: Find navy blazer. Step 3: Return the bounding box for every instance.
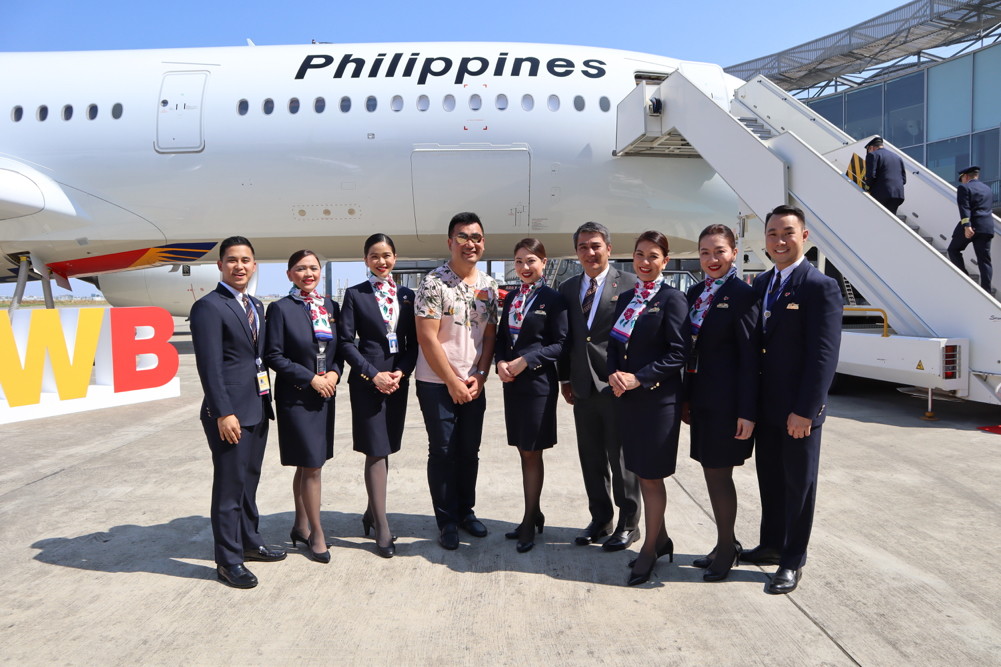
[494,285,569,395]
[753,260,842,427]
[957,179,995,235]
[190,283,274,426]
[263,295,343,407]
[684,277,760,422]
[337,281,418,384]
[865,147,906,201]
[606,283,690,392]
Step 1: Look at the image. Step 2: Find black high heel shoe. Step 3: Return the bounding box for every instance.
[627,537,674,568]
[505,512,545,539]
[362,511,397,542]
[289,527,309,548]
[627,560,656,586]
[703,542,741,582]
[693,539,742,569]
[308,536,331,564]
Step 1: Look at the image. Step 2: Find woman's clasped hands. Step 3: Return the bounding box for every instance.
[310,372,339,398]
[373,370,404,394]
[496,357,527,383]
[608,370,640,397]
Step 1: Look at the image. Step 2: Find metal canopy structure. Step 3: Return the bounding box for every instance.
[725,0,1001,93]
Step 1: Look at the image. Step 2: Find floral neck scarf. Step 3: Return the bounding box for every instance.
[610,276,665,344]
[288,287,333,341]
[368,273,399,333]
[689,266,736,335]
[507,279,544,342]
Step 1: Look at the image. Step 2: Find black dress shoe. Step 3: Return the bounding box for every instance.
[628,537,674,568]
[740,545,782,566]
[375,542,396,558]
[693,539,742,569]
[439,524,459,550]
[575,521,614,546]
[244,545,287,562]
[217,564,258,588]
[626,561,655,587]
[704,542,742,582]
[767,567,802,594]
[602,527,640,552]
[458,514,487,538]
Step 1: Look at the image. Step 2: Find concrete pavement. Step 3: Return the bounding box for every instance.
[0,318,999,666]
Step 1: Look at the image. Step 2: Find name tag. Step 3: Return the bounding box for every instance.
[257,371,271,395]
[315,353,326,375]
[533,310,547,316]
[716,303,729,309]
[787,303,800,310]
[387,332,400,353]
[648,307,660,313]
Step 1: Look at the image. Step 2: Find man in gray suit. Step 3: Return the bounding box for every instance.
[557,222,642,550]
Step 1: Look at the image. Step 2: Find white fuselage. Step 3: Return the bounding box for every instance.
[0,42,741,274]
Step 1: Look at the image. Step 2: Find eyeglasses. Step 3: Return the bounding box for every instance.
[453,232,484,244]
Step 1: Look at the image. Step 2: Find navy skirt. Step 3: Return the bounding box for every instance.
[619,386,681,480]
[503,385,557,452]
[276,398,335,468]
[689,409,753,468]
[349,379,408,457]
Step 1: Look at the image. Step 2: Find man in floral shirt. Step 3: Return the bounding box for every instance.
[415,212,499,550]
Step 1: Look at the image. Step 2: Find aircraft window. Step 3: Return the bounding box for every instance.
[599,96,611,112]
[263,99,275,115]
[391,95,403,112]
[522,95,534,111]
[289,98,300,114]
[574,95,585,111]
[37,105,48,121]
[366,96,377,112]
[443,95,455,112]
[62,105,73,121]
[314,97,325,113]
[112,103,123,119]
[496,94,508,110]
[469,94,482,111]
[12,106,23,122]
[238,99,249,115]
[340,96,351,112]
[548,95,560,112]
[417,95,430,112]
[87,104,98,120]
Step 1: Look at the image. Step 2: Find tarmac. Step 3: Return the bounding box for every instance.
[1,317,1000,666]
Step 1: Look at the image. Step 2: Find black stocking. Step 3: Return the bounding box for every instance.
[365,456,391,548]
[518,450,544,543]
[703,466,737,569]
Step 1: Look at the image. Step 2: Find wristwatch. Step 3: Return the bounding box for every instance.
[475,369,487,378]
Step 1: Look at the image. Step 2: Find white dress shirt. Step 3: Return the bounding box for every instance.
[219,281,259,339]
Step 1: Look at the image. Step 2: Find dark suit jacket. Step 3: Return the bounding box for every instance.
[865,147,906,201]
[190,283,274,426]
[557,267,637,399]
[494,285,569,395]
[684,277,760,422]
[336,281,418,384]
[753,260,842,427]
[957,179,995,235]
[606,283,690,392]
[263,295,342,407]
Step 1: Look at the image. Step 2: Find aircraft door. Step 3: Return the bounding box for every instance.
[155,72,208,153]
[411,148,531,238]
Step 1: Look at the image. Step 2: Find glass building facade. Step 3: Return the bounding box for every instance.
[807,42,1001,208]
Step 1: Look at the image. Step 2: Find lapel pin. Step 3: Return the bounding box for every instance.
[784,292,791,297]
[723,296,729,301]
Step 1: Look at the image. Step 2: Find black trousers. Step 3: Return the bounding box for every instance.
[202,416,269,567]
[416,381,486,529]
[754,423,822,570]
[948,229,993,292]
[572,389,640,529]
[875,196,904,215]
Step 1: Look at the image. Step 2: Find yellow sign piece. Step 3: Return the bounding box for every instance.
[846,153,866,188]
[916,360,924,370]
[0,309,105,407]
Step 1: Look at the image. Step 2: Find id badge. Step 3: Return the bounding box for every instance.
[316,353,327,375]
[387,332,400,354]
[257,371,271,395]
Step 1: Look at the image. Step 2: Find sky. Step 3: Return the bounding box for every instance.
[0,0,903,296]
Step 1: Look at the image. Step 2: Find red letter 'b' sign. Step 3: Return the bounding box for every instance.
[110,307,179,392]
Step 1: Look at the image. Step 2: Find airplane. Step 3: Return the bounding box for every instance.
[0,41,744,311]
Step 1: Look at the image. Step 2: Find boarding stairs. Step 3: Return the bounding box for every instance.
[615,69,1001,405]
